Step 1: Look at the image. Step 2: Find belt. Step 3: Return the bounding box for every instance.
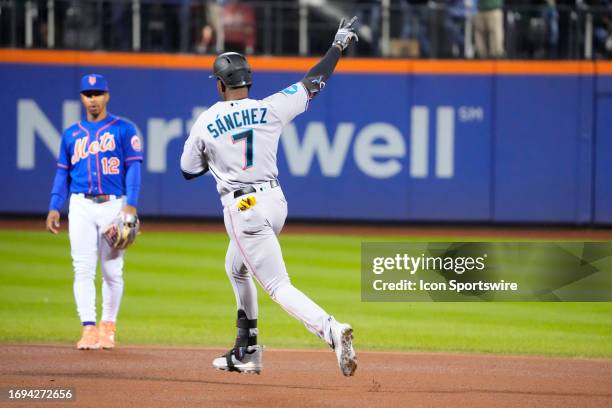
[78,193,121,203]
[233,180,279,199]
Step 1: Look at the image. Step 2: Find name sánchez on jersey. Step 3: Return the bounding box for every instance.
[207,107,268,138]
[71,132,116,165]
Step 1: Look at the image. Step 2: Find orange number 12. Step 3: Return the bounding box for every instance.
[101,157,120,175]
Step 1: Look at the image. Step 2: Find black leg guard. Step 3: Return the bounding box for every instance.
[222,309,258,372]
[235,309,258,348]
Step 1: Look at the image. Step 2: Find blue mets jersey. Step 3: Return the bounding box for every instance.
[57,114,144,196]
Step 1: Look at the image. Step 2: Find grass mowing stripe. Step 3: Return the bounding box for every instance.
[1,229,611,357]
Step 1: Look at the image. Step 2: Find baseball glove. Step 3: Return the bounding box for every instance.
[103,213,140,250]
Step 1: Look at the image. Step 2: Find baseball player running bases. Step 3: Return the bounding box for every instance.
[46,74,143,350]
[181,18,359,376]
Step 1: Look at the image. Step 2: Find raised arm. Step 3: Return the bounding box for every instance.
[301,16,358,98]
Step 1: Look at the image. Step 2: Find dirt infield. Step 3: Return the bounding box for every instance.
[1,344,611,408]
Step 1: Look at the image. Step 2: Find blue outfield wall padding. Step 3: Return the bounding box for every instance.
[0,62,608,224]
[594,96,612,223]
[493,75,585,223]
[596,73,612,94]
[577,73,595,224]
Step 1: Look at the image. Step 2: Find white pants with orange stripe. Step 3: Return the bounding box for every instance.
[222,186,334,346]
[68,193,125,324]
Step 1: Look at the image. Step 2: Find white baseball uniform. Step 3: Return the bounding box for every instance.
[181,83,335,345]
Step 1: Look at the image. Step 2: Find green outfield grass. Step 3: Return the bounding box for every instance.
[0,229,611,358]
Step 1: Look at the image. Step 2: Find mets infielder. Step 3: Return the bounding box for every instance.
[180,17,359,376]
[46,74,143,350]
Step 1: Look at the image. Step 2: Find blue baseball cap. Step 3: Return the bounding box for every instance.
[80,74,109,93]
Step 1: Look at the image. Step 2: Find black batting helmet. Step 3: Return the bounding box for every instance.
[211,52,252,89]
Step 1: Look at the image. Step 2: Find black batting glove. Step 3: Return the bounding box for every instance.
[333,16,359,51]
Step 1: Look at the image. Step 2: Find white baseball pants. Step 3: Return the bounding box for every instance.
[222,187,334,345]
[68,194,125,324]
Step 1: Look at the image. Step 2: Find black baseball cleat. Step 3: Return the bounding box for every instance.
[212,345,263,374]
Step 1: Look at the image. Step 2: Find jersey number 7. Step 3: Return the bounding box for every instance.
[232,130,254,169]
